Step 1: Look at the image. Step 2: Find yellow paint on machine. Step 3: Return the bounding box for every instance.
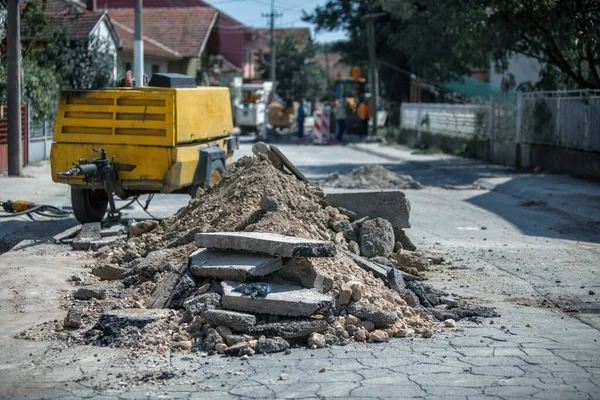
[50,86,235,193]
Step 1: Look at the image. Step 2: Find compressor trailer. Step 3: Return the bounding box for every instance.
[51,73,238,224]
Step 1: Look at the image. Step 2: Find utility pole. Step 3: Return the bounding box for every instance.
[7,0,22,176]
[262,1,281,100]
[363,13,385,139]
[134,0,144,87]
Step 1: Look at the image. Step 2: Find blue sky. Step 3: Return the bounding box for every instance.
[204,0,347,43]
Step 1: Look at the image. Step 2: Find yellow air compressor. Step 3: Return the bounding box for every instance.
[50,73,238,223]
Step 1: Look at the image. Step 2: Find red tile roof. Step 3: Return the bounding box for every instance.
[108,7,217,57]
[97,0,208,8]
[44,0,105,40]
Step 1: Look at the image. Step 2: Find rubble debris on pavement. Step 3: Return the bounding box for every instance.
[322,164,423,190]
[19,145,498,357]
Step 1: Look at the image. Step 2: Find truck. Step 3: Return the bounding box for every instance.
[333,67,387,134]
[233,82,272,135]
[50,73,238,224]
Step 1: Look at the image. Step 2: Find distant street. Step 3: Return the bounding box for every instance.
[1,141,599,399]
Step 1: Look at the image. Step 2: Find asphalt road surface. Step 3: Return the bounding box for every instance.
[0,141,599,399]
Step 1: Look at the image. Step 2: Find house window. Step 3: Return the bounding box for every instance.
[152,64,160,73]
[124,62,132,71]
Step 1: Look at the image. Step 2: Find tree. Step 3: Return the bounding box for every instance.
[1,0,116,124]
[257,35,329,103]
[305,0,600,90]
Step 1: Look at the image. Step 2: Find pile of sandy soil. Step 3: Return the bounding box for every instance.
[323,164,423,190]
[19,156,446,353]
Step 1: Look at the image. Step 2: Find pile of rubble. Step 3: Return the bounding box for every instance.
[20,146,497,356]
[323,164,424,190]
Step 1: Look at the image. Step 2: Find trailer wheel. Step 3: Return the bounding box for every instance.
[71,187,108,224]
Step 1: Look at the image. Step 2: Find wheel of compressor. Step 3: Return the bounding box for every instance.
[71,187,108,223]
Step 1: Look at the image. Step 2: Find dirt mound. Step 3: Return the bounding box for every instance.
[323,165,423,190]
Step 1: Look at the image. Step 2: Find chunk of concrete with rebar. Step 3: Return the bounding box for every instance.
[195,232,337,258]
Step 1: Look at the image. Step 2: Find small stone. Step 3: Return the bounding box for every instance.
[284,349,292,355]
[240,354,249,360]
[369,330,389,342]
[225,334,246,347]
[173,341,192,351]
[348,241,360,255]
[358,320,375,332]
[215,343,228,354]
[354,329,367,342]
[257,337,290,354]
[590,290,596,295]
[129,220,159,238]
[347,303,397,328]
[63,309,83,329]
[444,319,456,328]
[345,315,360,326]
[348,281,363,302]
[422,330,434,338]
[307,332,326,349]
[279,374,290,381]
[216,325,233,339]
[359,218,395,258]
[338,284,352,305]
[319,366,326,373]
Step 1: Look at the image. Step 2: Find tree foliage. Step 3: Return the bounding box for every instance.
[0,0,116,124]
[257,35,330,102]
[304,0,600,90]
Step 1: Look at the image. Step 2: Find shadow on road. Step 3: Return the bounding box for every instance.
[467,176,600,244]
[0,218,79,255]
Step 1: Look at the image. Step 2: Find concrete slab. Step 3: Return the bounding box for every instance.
[202,309,256,332]
[52,225,82,244]
[195,232,337,258]
[221,280,332,317]
[100,224,125,238]
[188,248,282,280]
[324,190,411,229]
[92,264,128,281]
[72,222,101,250]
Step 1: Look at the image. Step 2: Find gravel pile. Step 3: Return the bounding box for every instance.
[323,164,423,190]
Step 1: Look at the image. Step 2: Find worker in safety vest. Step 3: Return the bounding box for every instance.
[356,96,372,140]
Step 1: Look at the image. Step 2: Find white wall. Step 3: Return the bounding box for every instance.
[490,54,544,89]
[90,18,118,81]
[117,53,170,83]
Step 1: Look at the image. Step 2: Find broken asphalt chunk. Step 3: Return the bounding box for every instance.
[195,232,337,258]
[188,248,282,280]
[221,281,332,317]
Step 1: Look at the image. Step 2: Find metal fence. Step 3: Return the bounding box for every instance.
[520,90,600,152]
[400,103,489,139]
[401,89,600,152]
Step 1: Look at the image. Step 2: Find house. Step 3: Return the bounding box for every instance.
[98,0,248,83]
[45,0,121,79]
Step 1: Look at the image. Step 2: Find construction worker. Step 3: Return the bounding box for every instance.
[333,100,348,142]
[296,99,306,139]
[356,96,372,140]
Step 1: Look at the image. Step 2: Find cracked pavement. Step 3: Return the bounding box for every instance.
[1,142,599,399]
